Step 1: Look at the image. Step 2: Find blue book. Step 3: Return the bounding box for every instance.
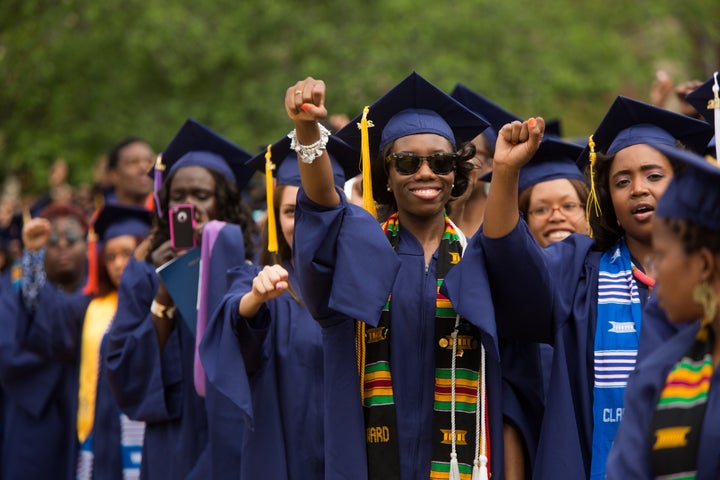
[156,246,201,336]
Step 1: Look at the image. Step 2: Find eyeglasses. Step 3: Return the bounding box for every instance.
[386,152,458,176]
[48,230,83,246]
[528,202,583,220]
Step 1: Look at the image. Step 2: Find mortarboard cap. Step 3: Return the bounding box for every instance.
[335,72,489,155]
[450,83,519,149]
[246,135,358,187]
[685,73,719,127]
[518,137,585,193]
[157,119,254,191]
[579,96,714,170]
[685,72,720,159]
[653,143,720,232]
[93,204,152,243]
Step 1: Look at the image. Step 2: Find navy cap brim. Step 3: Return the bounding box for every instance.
[93,204,152,241]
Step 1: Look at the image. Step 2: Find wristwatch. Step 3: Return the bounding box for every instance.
[151,300,176,319]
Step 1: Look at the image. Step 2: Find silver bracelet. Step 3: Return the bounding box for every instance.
[287,123,331,164]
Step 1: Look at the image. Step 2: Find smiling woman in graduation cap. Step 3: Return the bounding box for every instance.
[199,134,357,479]
[444,96,713,480]
[283,72,541,480]
[606,144,720,479]
[103,119,257,479]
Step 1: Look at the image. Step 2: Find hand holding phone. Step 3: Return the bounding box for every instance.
[169,204,196,250]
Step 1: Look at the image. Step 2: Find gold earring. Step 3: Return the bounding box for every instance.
[693,281,718,327]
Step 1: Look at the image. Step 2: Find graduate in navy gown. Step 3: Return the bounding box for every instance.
[0,203,89,479]
[443,97,713,480]
[451,84,586,478]
[75,204,152,480]
[284,72,540,480]
[103,119,257,479]
[200,134,357,479]
[638,73,720,362]
[606,143,720,479]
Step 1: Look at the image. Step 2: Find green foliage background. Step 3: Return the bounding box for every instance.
[1,0,718,195]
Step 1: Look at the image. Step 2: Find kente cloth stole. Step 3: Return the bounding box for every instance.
[360,212,489,480]
[648,325,713,480]
[590,239,642,480]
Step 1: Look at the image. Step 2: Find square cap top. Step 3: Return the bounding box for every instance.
[335,72,489,156]
[158,118,254,191]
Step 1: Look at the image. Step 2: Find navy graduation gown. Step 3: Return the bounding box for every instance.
[104,257,209,479]
[0,283,89,480]
[444,221,651,480]
[292,189,508,480]
[637,291,696,362]
[606,322,720,480]
[201,261,324,479]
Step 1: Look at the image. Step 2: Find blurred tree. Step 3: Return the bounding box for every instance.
[0,0,717,195]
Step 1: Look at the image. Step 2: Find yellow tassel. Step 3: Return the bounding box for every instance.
[355,107,376,401]
[585,135,602,238]
[359,106,377,219]
[264,145,278,254]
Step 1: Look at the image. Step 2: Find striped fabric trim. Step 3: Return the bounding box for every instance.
[430,461,473,479]
[434,368,479,412]
[597,270,640,305]
[657,355,713,410]
[363,361,394,406]
[594,350,637,388]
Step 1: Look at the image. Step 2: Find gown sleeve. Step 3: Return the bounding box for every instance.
[16,282,90,363]
[103,257,184,422]
[292,187,400,327]
[0,287,62,418]
[198,263,261,426]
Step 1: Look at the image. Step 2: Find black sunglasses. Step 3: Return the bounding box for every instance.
[386,152,458,175]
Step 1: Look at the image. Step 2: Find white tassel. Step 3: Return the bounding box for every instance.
[472,455,489,480]
[449,452,461,480]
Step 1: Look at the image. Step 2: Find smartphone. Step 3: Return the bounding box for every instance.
[169,204,196,250]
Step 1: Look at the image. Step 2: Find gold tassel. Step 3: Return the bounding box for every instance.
[355,106,376,401]
[359,106,377,218]
[265,145,278,254]
[585,135,602,238]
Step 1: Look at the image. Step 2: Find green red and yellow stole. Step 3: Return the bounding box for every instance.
[358,212,490,480]
[648,325,714,479]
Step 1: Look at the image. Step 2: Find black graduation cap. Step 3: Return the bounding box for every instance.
[93,204,152,242]
[334,72,489,155]
[450,83,519,148]
[653,143,720,232]
[578,96,714,170]
[156,118,254,191]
